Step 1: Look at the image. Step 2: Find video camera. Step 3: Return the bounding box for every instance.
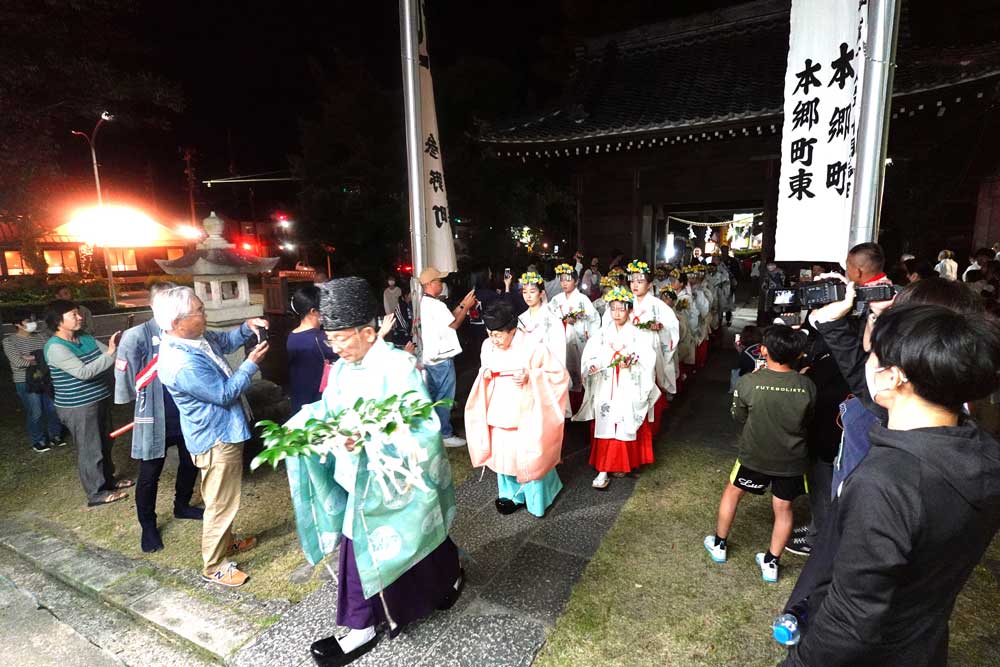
[767,279,897,311]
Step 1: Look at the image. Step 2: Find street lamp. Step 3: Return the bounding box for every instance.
[71,111,116,305]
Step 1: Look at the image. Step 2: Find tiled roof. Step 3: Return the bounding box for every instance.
[479,13,1000,147]
[0,217,72,245]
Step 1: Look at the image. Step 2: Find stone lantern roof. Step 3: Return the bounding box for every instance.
[155,211,279,275]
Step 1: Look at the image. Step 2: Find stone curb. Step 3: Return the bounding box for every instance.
[0,520,256,664]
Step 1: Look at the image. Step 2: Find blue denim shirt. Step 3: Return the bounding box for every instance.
[157,324,258,455]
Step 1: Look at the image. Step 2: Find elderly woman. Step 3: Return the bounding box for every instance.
[282,277,462,666]
[43,300,129,506]
[465,301,569,517]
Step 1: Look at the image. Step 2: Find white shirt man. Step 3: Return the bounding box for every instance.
[418,267,476,447]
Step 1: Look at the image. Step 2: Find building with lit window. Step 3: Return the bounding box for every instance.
[0,212,199,278]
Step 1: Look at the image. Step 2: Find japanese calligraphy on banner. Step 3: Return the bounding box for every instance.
[418,0,457,272]
[776,0,869,264]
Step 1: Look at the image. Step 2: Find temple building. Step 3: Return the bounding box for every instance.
[478,0,1000,263]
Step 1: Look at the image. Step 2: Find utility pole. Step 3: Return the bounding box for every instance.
[182,148,198,227]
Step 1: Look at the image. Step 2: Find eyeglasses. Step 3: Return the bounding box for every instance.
[326,329,359,346]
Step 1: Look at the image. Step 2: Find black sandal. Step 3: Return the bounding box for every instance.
[88,490,128,507]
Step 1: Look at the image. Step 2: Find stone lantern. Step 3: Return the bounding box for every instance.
[156,212,278,325]
[156,212,279,369]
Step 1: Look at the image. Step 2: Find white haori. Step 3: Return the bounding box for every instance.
[518,304,569,415]
[548,289,599,393]
[573,320,659,440]
[631,293,679,395]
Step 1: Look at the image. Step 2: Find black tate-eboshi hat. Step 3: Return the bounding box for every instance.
[318,277,376,331]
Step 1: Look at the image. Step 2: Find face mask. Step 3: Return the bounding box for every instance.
[866,364,906,399]
[23,321,38,333]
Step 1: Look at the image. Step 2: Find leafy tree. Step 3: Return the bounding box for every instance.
[292,57,407,282]
[0,0,182,269]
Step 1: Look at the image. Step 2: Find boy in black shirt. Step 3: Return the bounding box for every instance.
[704,325,816,582]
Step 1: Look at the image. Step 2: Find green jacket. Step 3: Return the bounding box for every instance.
[284,339,457,598]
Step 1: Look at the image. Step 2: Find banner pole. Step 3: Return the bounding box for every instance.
[849,0,901,247]
[399,0,426,344]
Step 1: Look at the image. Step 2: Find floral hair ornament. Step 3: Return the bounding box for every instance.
[626,259,651,275]
[654,263,668,278]
[599,275,617,288]
[608,268,627,280]
[554,263,575,276]
[658,286,678,300]
[520,271,545,286]
[669,268,681,279]
[603,286,634,304]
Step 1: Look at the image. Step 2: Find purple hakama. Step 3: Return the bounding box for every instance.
[336,536,461,630]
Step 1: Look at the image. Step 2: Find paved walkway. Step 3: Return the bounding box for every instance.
[0,574,123,667]
[232,416,637,667]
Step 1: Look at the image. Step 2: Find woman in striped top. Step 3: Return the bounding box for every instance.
[43,300,132,506]
[2,309,65,452]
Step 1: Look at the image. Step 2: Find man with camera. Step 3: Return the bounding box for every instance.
[154,286,269,588]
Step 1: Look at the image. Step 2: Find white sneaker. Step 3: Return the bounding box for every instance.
[443,435,467,448]
[755,552,779,583]
[592,472,609,489]
[703,535,727,563]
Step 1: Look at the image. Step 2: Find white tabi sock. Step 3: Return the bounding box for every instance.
[338,626,376,653]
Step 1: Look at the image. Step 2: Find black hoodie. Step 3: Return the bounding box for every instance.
[782,421,1000,667]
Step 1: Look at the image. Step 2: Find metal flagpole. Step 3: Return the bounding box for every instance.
[849,0,902,247]
[399,0,426,347]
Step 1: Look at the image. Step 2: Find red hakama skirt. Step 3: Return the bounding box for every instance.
[695,340,709,368]
[589,421,654,473]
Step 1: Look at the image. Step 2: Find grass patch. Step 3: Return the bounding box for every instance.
[0,393,476,604]
[536,444,1000,667]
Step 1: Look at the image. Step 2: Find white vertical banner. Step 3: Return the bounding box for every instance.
[776,0,869,264]
[417,0,457,272]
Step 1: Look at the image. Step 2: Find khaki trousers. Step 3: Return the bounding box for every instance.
[192,441,243,575]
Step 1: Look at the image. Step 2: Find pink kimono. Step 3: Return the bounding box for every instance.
[465,330,569,483]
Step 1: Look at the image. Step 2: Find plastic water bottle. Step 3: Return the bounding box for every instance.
[772,613,800,646]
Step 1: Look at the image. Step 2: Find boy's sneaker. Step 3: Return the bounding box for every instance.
[755,552,779,583]
[49,437,68,448]
[443,435,467,448]
[792,525,809,538]
[784,536,813,556]
[32,442,52,453]
[703,535,727,563]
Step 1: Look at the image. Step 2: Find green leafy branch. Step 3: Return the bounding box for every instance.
[251,391,453,471]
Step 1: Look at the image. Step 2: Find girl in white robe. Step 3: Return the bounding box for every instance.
[517,271,568,414]
[573,286,659,490]
[548,264,599,408]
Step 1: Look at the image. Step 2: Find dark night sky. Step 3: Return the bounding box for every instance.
[72,0,998,222]
[75,0,756,219]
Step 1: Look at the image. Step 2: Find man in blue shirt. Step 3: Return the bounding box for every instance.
[154,287,269,588]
